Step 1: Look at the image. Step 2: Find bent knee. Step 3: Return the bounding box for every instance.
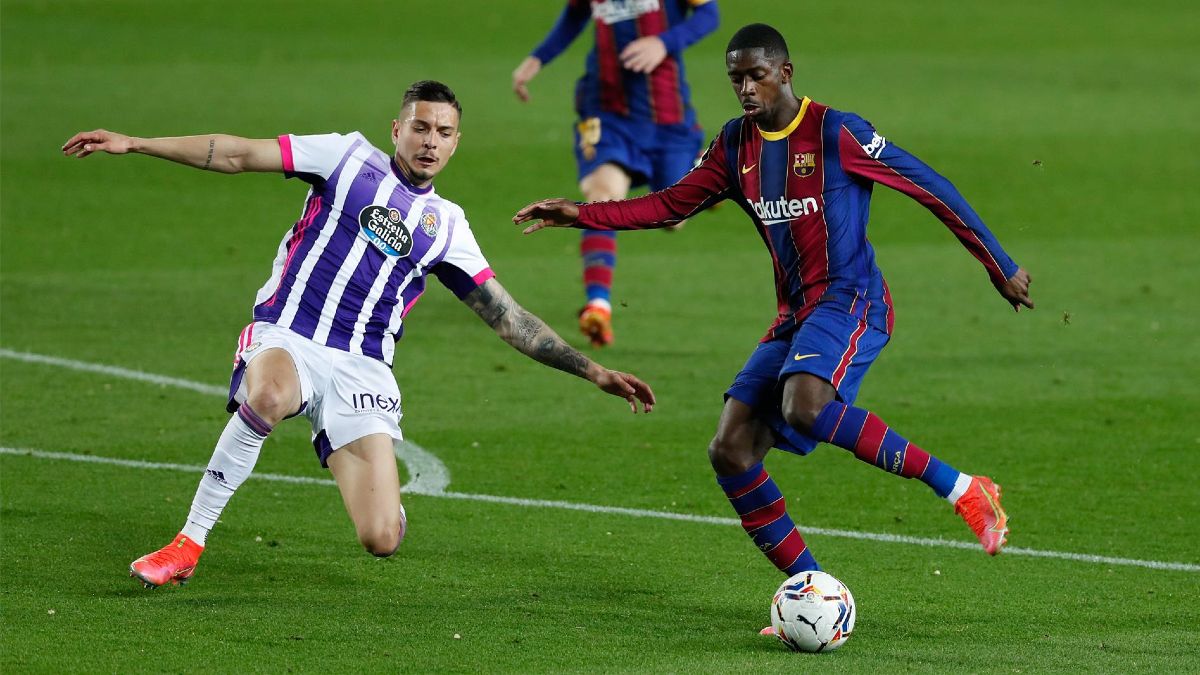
[708,435,759,477]
[357,528,405,554]
[781,404,822,435]
[359,521,405,558]
[245,387,295,425]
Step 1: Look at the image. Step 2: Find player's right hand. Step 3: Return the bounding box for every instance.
[61,129,134,158]
[512,56,542,103]
[592,368,656,414]
[513,198,580,234]
[998,267,1034,312]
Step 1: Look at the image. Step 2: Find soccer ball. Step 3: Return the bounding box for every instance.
[769,570,856,652]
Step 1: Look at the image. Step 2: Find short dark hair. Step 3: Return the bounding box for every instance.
[401,80,462,118]
[725,23,789,61]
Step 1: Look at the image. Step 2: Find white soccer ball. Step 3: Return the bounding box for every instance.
[769,570,856,653]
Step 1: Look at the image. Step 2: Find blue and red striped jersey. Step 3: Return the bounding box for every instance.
[530,0,718,126]
[574,98,1020,341]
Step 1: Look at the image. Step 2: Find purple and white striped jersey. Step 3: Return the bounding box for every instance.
[251,132,494,366]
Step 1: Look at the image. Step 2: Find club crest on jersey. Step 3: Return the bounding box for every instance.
[359,205,413,257]
[793,152,816,178]
[419,208,440,237]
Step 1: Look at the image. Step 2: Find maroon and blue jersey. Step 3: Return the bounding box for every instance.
[530,0,718,126]
[574,98,1020,341]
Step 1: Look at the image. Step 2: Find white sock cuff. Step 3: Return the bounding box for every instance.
[181,520,210,547]
[947,473,973,504]
[585,298,612,311]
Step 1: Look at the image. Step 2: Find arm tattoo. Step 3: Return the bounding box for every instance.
[463,280,591,378]
[202,138,215,170]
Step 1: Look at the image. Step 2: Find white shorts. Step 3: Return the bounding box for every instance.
[226,322,403,467]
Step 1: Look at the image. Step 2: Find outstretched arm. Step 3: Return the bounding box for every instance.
[838,117,1034,311]
[461,278,655,413]
[514,131,735,233]
[62,129,283,174]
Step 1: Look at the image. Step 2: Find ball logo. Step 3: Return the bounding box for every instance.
[359,205,413,257]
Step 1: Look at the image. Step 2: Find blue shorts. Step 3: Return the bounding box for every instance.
[725,305,890,455]
[573,112,705,190]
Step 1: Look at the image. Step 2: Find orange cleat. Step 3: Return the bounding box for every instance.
[578,304,614,348]
[130,533,204,588]
[954,476,1009,555]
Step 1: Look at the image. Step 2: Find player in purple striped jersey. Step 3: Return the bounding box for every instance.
[62,80,655,589]
[517,24,1031,602]
[513,0,719,347]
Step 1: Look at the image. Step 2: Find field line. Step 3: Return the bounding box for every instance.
[0,347,227,397]
[0,347,449,494]
[2,446,1198,573]
[4,348,1199,573]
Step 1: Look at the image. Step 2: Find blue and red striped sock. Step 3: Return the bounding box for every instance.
[581,231,617,305]
[811,401,963,499]
[717,463,820,575]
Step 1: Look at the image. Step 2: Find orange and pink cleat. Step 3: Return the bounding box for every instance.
[130,533,204,588]
[954,476,1009,555]
[578,304,614,348]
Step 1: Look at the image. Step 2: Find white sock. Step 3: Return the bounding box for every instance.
[946,473,973,505]
[585,298,612,311]
[181,403,272,546]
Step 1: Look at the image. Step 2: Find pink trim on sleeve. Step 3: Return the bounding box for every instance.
[401,291,425,318]
[472,268,495,285]
[277,134,294,173]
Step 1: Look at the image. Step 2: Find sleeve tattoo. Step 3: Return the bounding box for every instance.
[463,280,591,378]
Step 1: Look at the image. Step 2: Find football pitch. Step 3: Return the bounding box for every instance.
[2,0,1198,671]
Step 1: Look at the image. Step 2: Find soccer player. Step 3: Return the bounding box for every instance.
[515,24,1032,580]
[61,80,655,589]
[512,0,719,347]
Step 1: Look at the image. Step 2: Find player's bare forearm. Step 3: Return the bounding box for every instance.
[462,278,590,378]
[62,130,281,173]
[461,279,656,412]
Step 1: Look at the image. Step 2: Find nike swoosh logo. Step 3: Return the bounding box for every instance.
[794,353,820,361]
[741,164,756,174]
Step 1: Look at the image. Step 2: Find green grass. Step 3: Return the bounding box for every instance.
[3,0,1199,671]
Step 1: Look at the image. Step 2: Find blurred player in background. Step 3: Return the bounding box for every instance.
[512,0,719,347]
[62,80,655,589]
[516,24,1032,598]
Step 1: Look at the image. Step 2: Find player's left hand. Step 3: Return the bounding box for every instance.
[999,267,1034,312]
[592,369,656,413]
[620,36,667,74]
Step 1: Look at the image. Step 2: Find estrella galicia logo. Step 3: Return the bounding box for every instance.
[359,205,413,257]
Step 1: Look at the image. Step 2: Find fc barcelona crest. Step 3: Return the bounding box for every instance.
[793,152,816,178]
[419,209,440,237]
